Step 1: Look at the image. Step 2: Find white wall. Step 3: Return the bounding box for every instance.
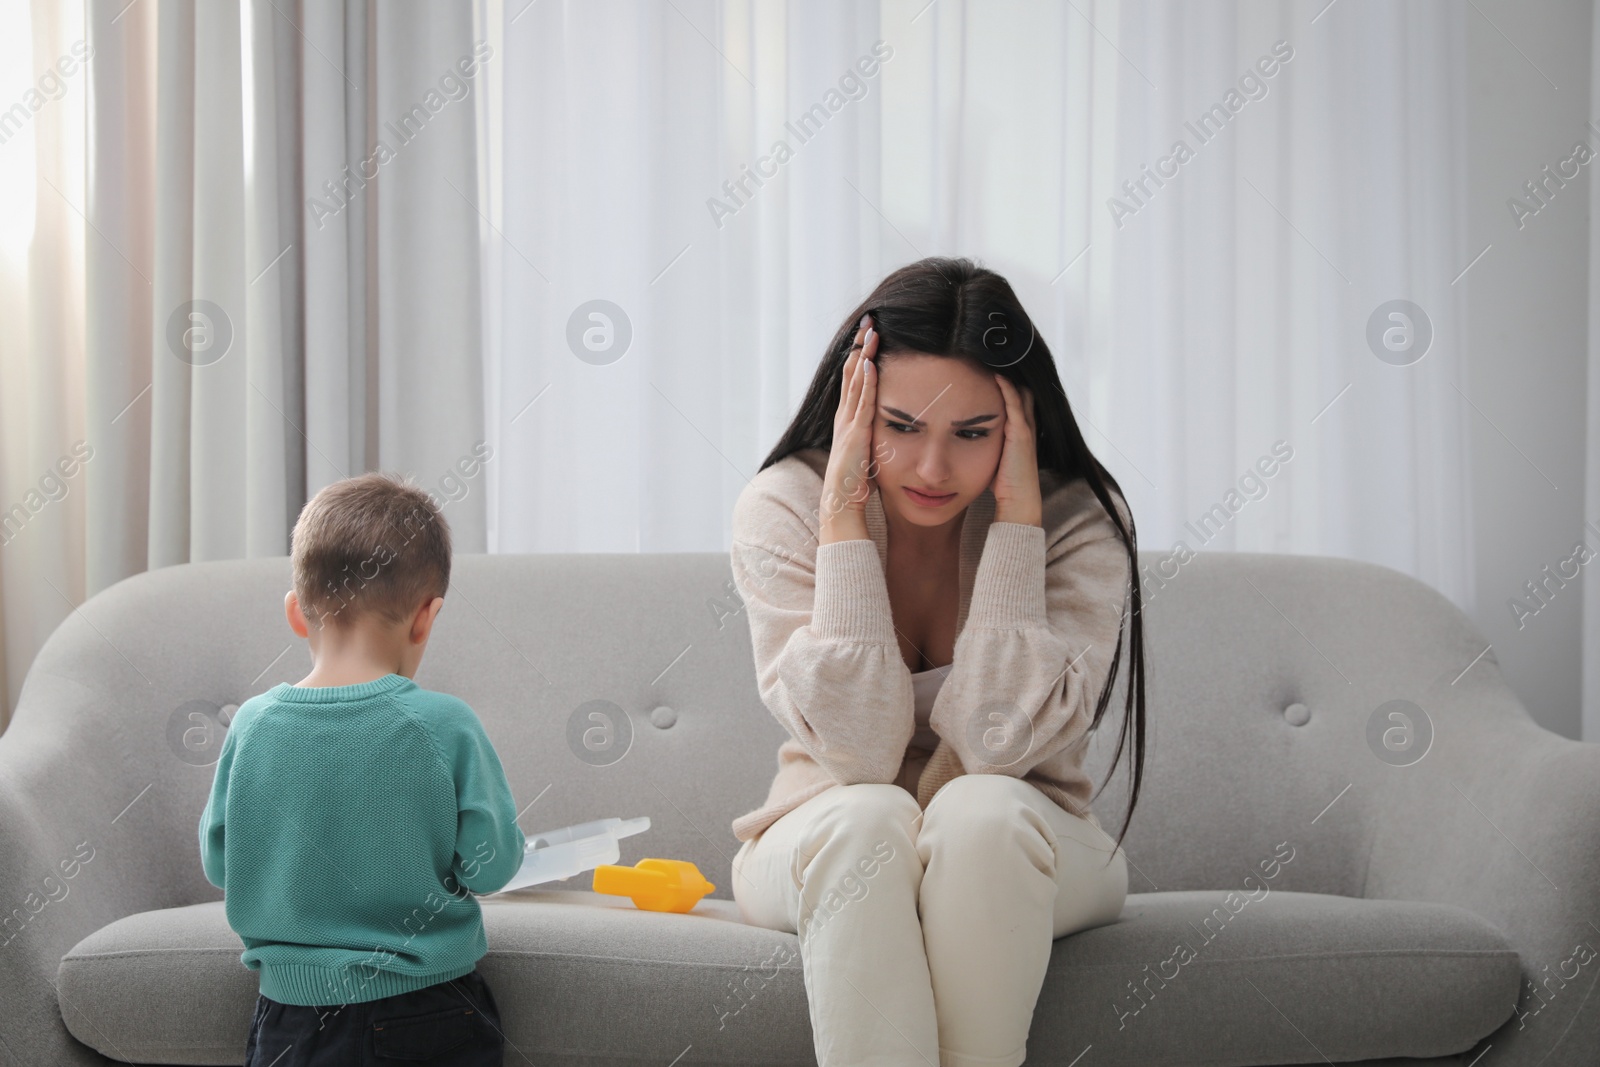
[1465,0,1592,738]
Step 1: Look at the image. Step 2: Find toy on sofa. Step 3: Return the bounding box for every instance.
[592,858,716,912]
[489,816,652,894]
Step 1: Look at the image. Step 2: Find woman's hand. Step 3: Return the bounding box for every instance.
[990,374,1043,527]
[819,315,880,545]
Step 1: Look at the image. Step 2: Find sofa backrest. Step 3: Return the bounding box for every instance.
[2,548,1528,911]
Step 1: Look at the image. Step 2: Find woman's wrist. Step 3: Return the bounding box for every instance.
[994,508,1043,528]
[819,512,869,546]
[967,522,1049,628]
[812,536,896,643]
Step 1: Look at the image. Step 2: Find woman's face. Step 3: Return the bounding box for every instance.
[870,352,1007,529]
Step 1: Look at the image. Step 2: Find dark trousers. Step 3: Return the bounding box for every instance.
[243,966,504,1066]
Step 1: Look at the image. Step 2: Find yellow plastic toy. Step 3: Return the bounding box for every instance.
[592,858,716,913]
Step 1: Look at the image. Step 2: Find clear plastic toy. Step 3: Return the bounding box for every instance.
[489,816,651,894]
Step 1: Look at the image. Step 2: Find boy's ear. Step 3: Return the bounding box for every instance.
[411,596,445,645]
[285,591,311,639]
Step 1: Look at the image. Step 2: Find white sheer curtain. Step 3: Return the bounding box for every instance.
[480,0,1473,606]
[1104,1,1472,602]
[0,0,1513,729]
[481,0,1119,554]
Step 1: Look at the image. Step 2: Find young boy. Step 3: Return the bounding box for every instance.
[199,471,526,1064]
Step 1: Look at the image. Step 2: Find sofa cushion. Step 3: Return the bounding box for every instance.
[57,887,1518,1066]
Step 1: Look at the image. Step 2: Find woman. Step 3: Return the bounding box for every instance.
[726,256,1149,1067]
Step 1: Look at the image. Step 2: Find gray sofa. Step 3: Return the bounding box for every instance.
[2,550,1596,1065]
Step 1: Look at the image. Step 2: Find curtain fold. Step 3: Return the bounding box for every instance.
[243,0,299,559]
[85,0,153,595]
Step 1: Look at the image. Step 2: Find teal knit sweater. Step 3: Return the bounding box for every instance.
[199,673,527,1006]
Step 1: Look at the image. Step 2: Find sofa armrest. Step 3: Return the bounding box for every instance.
[1361,671,1600,1065]
[0,665,188,1064]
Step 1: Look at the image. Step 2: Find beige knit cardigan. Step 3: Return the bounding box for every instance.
[729,447,1133,844]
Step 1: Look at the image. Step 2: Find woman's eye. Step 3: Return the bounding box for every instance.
[883,421,988,440]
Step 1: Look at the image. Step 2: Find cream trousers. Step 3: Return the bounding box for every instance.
[730,774,1129,1067]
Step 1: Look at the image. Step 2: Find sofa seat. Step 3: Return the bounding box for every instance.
[57,886,1519,1067]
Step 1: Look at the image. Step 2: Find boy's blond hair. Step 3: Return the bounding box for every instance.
[290,472,451,632]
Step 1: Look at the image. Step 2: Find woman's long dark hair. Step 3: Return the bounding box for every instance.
[758,255,1147,853]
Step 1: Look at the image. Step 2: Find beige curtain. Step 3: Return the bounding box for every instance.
[0,0,488,731]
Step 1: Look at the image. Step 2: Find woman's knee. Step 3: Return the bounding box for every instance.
[802,783,922,846]
[923,774,1036,833]
[812,781,921,822]
[917,775,1063,875]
